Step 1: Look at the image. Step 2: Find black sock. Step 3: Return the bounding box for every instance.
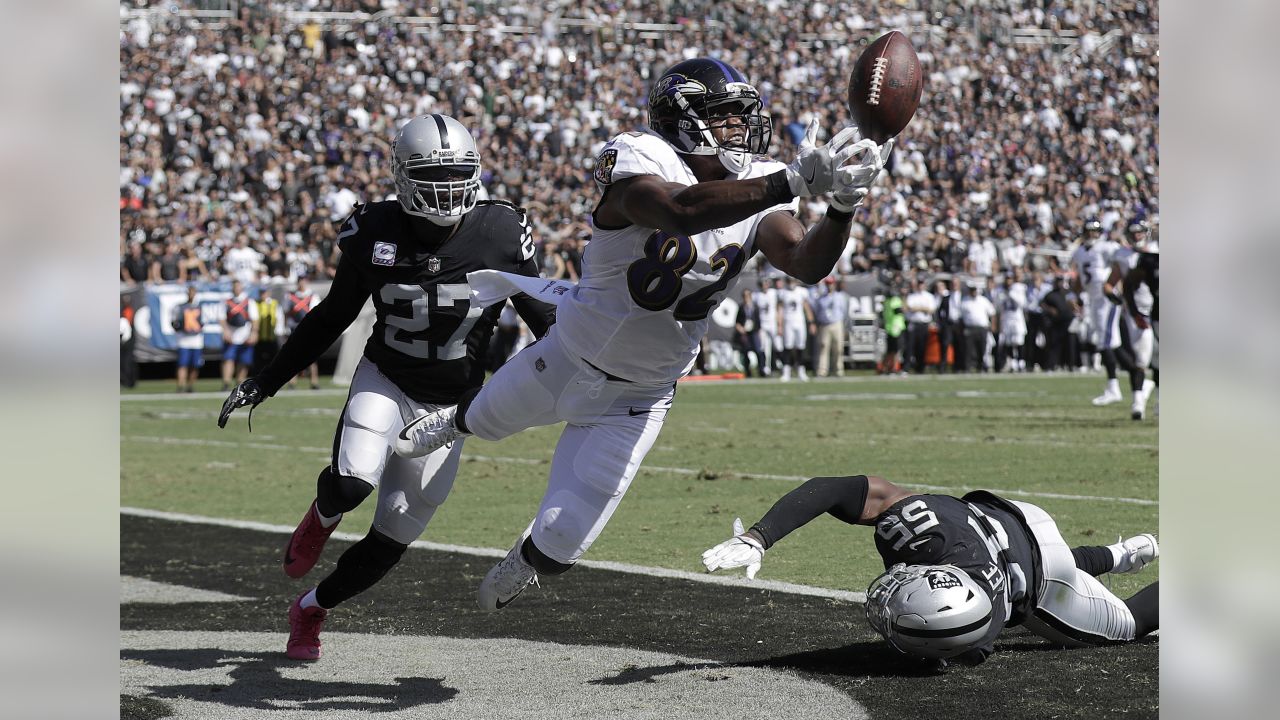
[1129,367,1146,393]
[1124,582,1159,637]
[1071,545,1115,576]
[1101,348,1118,380]
[454,386,481,434]
[314,528,407,609]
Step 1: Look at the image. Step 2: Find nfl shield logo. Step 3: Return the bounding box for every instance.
[427,256,441,274]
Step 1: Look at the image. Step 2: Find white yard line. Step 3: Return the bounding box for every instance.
[123,435,1158,506]
[121,506,865,603]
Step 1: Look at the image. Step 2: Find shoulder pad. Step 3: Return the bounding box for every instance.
[595,131,681,185]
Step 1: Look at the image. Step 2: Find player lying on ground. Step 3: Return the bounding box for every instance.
[218,114,555,661]
[703,474,1158,666]
[392,56,891,612]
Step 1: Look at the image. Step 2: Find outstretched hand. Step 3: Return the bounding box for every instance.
[701,518,765,580]
[218,378,264,430]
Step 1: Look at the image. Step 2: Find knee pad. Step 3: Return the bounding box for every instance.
[522,535,574,575]
[316,467,375,516]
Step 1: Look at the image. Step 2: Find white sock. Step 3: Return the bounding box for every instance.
[1106,378,1121,395]
[1141,378,1156,395]
[317,509,342,528]
[1107,541,1126,568]
[299,587,323,610]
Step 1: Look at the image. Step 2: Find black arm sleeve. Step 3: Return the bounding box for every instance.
[255,256,371,396]
[512,293,557,339]
[749,475,870,550]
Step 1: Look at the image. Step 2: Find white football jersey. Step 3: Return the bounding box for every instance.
[756,288,779,332]
[1070,240,1121,297]
[778,287,810,328]
[555,130,797,384]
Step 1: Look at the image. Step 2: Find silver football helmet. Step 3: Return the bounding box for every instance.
[865,563,994,660]
[391,114,481,226]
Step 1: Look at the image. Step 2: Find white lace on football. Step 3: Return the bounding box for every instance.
[867,57,889,106]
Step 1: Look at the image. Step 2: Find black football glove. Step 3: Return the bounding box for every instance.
[218,377,265,430]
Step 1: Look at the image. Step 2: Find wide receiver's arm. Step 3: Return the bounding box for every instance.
[602,173,795,238]
[701,475,913,577]
[754,209,851,285]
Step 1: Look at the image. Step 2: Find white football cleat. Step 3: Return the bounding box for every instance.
[780,366,791,382]
[1092,389,1123,406]
[1113,533,1159,574]
[477,534,539,612]
[797,366,809,382]
[394,406,470,458]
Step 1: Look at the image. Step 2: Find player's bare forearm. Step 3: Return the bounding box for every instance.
[758,210,851,284]
[614,173,792,238]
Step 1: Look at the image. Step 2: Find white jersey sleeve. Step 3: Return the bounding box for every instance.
[594,132,676,188]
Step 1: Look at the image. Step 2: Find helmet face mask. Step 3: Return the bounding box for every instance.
[865,563,994,660]
[392,115,482,225]
[649,59,772,173]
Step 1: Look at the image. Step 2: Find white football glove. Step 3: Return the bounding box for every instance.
[829,137,894,212]
[701,518,765,579]
[784,119,865,198]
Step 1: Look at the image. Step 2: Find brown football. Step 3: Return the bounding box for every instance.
[847,30,923,143]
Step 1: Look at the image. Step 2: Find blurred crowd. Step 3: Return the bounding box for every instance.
[120,0,1158,293]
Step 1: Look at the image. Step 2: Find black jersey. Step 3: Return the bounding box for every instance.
[872,492,1040,653]
[256,200,556,404]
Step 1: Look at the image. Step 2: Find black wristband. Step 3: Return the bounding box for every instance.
[764,169,795,204]
[825,205,855,223]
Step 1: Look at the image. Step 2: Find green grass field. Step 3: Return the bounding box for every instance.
[121,371,1157,597]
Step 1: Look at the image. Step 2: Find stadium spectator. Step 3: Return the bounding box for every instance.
[812,277,849,378]
[120,2,1159,293]
[880,284,905,375]
[959,282,997,373]
[903,277,936,374]
[121,299,137,388]
[172,284,205,393]
[121,242,149,285]
[1039,275,1076,371]
[734,288,763,378]
[221,279,259,391]
[253,286,285,377]
[284,276,321,389]
[932,278,958,373]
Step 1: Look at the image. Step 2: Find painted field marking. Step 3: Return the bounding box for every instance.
[123,435,1158,507]
[121,506,865,603]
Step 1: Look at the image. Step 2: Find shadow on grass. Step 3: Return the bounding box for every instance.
[122,647,457,713]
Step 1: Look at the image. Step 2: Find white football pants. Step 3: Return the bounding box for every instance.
[463,325,674,564]
[332,358,465,545]
[1088,296,1123,350]
[781,320,807,351]
[1012,501,1138,645]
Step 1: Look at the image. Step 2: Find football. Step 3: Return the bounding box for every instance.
[847,30,924,143]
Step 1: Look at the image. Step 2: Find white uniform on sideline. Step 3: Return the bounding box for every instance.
[778,285,810,351]
[464,129,797,563]
[1070,239,1122,350]
[755,285,779,375]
